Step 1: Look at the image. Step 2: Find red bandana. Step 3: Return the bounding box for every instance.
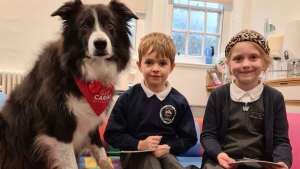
[73,75,114,116]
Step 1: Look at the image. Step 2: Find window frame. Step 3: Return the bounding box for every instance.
[171,1,224,64]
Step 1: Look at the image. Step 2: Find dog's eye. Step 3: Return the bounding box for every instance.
[107,22,114,29]
[81,24,89,30]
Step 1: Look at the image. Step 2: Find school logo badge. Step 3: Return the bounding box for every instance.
[160,105,176,124]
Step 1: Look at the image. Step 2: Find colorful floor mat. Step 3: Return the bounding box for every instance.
[78,156,122,169]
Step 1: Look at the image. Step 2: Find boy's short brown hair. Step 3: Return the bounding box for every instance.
[138,32,176,64]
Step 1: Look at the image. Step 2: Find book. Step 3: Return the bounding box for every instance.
[228,158,283,167]
[106,147,170,154]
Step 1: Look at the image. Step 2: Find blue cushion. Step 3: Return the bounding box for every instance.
[0,92,8,109]
[178,120,202,157]
[177,156,202,167]
[179,143,201,157]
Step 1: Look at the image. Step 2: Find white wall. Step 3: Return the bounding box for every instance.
[0,1,63,72]
[228,0,300,37]
[250,0,300,34]
[248,0,300,113]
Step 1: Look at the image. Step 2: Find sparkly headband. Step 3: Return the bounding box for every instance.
[225,31,270,57]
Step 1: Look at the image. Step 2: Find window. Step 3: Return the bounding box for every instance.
[172,0,223,64]
[128,17,137,51]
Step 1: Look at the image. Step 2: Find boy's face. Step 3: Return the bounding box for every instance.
[137,48,175,93]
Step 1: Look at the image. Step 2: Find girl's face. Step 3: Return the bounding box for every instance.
[227,42,267,91]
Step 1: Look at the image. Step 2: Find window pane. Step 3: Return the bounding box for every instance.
[188,33,202,56]
[172,1,223,61]
[190,1,204,7]
[205,35,219,57]
[206,2,222,9]
[172,32,186,55]
[172,7,188,30]
[174,0,188,5]
[129,27,135,49]
[206,12,221,33]
[190,9,204,32]
[128,18,135,25]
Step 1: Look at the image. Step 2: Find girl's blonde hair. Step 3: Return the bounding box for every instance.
[138,32,176,64]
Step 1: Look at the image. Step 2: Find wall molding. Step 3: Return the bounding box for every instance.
[263,77,300,87]
[285,100,300,106]
[176,62,215,69]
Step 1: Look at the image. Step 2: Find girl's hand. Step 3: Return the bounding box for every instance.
[152,144,170,158]
[258,162,288,169]
[137,136,162,151]
[217,152,240,169]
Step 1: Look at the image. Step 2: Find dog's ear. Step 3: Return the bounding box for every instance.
[108,0,138,22]
[51,0,83,22]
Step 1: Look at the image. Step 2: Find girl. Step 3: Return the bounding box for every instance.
[200,30,292,169]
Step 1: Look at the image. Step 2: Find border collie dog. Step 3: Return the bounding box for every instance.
[0,0,137,168]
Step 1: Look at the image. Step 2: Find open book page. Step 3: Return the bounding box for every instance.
[106,147,170,154]
[228,158,283,167]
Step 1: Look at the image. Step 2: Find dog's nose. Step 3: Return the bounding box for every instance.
[94,39,107,50]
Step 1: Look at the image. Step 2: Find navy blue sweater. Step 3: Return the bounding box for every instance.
[104,83,197,156]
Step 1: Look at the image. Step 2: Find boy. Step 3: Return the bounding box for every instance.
[104,32,198,169]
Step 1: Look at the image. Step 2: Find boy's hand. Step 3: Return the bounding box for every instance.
[217,152,240,169]
[258,162,289,169]
[152,144,170,158]
[138,136,162,151]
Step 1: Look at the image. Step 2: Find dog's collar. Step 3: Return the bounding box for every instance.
[73,74,114,116]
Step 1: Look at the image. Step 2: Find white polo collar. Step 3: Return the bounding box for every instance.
[141,80,172,101]
[230,80,264,102]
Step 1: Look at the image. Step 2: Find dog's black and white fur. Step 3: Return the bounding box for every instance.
[0,0,137,168]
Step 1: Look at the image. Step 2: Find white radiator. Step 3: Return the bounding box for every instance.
[0,70,25,94]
